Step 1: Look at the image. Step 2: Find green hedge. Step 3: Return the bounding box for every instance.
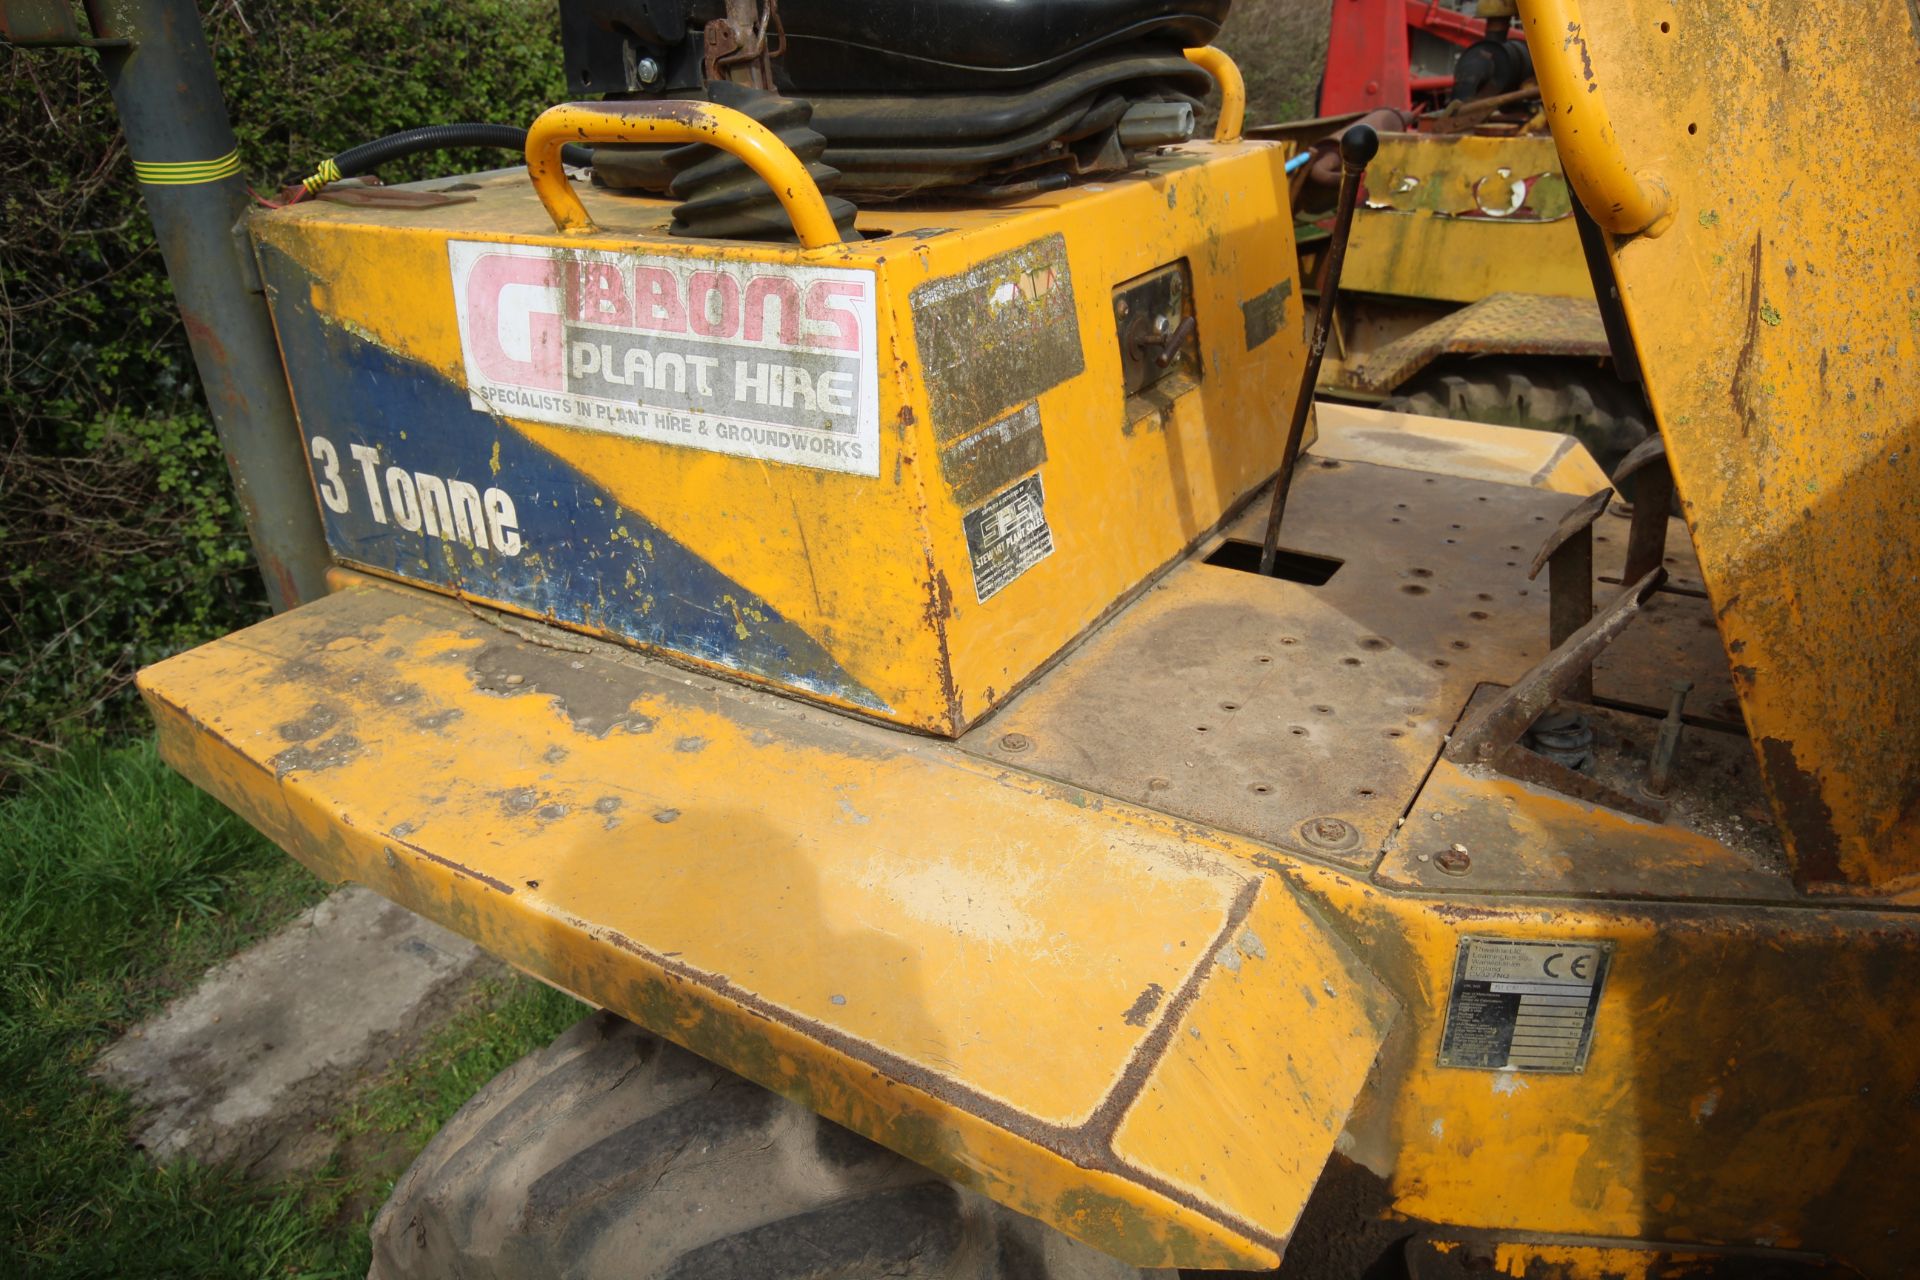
[0,0,567,772]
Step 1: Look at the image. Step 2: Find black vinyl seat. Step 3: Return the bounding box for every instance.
[774,0,1230,90]
[576,0,1230,221]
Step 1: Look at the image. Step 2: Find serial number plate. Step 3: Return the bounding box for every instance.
[1438,937,1612,1073]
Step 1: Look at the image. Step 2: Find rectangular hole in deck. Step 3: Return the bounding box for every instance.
[1204,538,1344,585]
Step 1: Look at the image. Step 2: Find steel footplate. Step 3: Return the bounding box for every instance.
[139,575,1396,1269]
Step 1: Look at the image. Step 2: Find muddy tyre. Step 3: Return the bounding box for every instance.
[369,1011,1169,1280]
[1379,357,1652,475]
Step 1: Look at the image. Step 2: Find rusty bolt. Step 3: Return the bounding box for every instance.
[999,733,1033,753]
[1436,843,1472,876]
[1299,815,1358,851]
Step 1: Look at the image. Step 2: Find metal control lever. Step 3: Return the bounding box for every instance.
[1152,315,1197,367]
[1611,433,1673,585]
[1645,679,1694,796]
[1527,488,1613,704]
[1259,123,1378,576]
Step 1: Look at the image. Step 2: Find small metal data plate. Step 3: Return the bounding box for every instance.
[1438,937,1612,1073]
[963,473,1054,603]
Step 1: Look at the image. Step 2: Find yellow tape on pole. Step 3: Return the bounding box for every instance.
[132,149,243,185]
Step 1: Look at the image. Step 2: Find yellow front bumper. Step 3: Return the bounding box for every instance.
[138,573,1397,1270]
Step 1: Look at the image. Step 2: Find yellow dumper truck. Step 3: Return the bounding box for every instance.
[9,0,1915,1274]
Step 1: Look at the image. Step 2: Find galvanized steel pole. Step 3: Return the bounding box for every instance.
[80,0,330,609]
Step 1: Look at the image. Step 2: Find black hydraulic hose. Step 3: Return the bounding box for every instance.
[299,124,591,193]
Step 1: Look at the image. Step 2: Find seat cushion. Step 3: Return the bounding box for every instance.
[777,0,1230,90]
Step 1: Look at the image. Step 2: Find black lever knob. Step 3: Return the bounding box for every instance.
[1340,122,1380,171]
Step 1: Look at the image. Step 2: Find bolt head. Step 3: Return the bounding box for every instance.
[637,56,662,84]
[999,732,1032,753]
[1435,846,1473,875]
[1299,815,1359,851]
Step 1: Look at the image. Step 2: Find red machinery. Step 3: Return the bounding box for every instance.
[1320,0,1521,114]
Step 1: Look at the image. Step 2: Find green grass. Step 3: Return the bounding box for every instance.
[338,977,583,1154]
[1,739,583,1276]
[311,976,586,1249]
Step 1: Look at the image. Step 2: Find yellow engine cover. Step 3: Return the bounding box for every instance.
[250,142,1305,735]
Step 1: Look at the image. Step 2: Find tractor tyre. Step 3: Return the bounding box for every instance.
[368,1010,1171,1280]
[1379,357,1652,475]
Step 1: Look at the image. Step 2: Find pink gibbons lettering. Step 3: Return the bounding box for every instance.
[453,242,880,477]
[546,259,863,351]
[633,266,687,332]
[687,271,741,338]
[803,281,864,351]
[743,276,801,344]
[467,253,563,389]
[569,260,634,327]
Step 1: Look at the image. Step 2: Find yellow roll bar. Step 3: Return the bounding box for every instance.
[1183,46,1245,143]
[1517,0,1672,236]
[525,100,845,247]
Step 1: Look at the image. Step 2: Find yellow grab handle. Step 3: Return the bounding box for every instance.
[1183,46,1245,143]
[1516,0,1673,236]
[525,100,844,247]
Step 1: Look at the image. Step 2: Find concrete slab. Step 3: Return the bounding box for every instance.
[94,885,497,1179]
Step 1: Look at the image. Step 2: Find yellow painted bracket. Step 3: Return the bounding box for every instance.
[138,577,1397,1269]
[1547,0,1920,891]
[1184,46,1244,143]
[525,99,843,246]
[1516,0,1672,236]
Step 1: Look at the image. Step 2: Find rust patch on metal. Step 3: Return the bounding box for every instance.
[1084,877,1264,1145]
[1122,983,1167,1028]
[1758,736,1844,886]
[388,841,516,895]
[468,641,657,737]
[268,732,361,777]
[377,682,422,707]
[276,704,340,742]
[494,786,540,816]
[1729,233,1765,433]
[921,550,962,731]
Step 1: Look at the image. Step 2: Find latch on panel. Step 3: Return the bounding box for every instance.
[1114,261,1200,397]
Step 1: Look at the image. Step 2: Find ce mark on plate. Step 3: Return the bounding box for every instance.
[1542,950,1596,981]
[1439,937,1615,1073]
